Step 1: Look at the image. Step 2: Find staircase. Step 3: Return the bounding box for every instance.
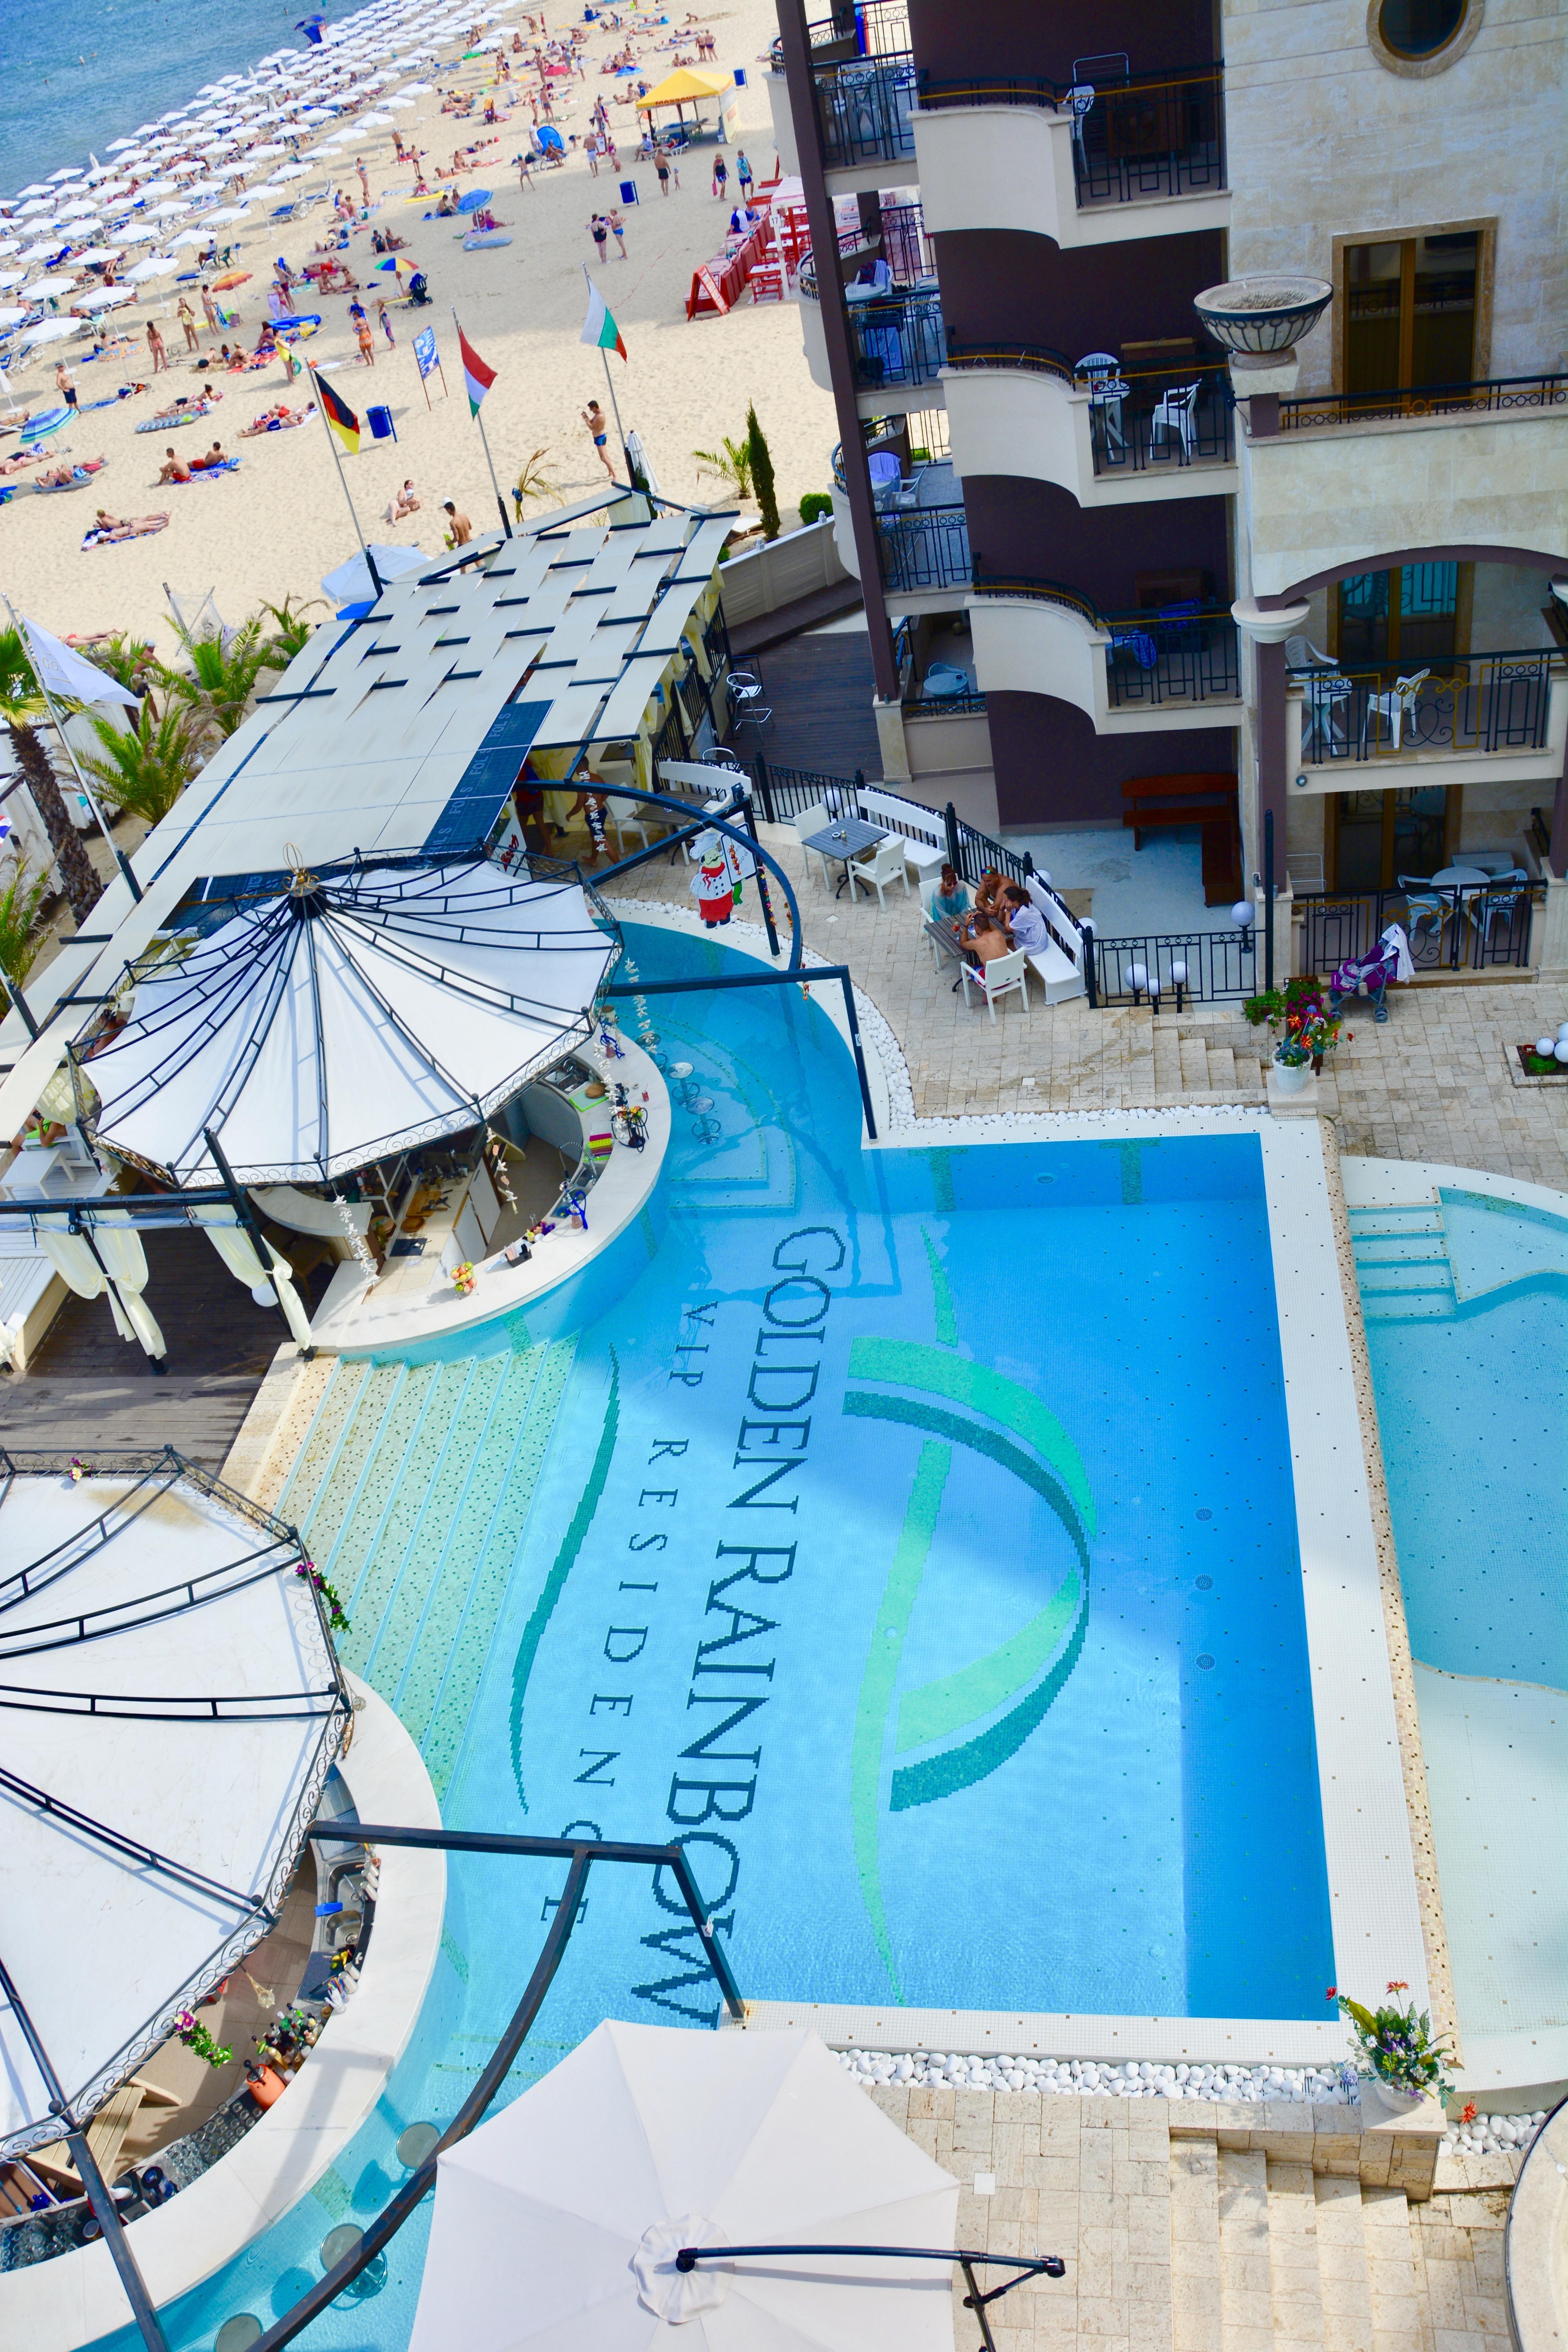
[867,2087,1508,2352]
[265,1336,576,1796]
[1146,1010,1268,1105]
[1348,1201,1457,1325]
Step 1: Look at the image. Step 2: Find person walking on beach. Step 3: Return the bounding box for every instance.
[443,499,473,546]
[607,206,627,258]
[582,398,615,481]
[201,284,220,333]
[518,149,535,191]
[654,149,671,196]
[735,148,753,200]
[176,295,199,353]
[587,212,609,263]
[376,298,395,348]
[54,361,78,414]
[356,312,376,365]
[147,318,167,373]
[586,132,600,176]
[356,155,370,207]
[711,153,726,200]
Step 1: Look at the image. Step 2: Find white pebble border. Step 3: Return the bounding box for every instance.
[833,2049,1551,2154]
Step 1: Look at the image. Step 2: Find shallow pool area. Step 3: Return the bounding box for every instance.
[78,924,1434,2352]
[1348,1163,1568,2092]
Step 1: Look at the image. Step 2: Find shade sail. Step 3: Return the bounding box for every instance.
[636,66,733,107]
[0,1454,348,2158]
[83,853,620,1185]
[408,2022,959,2352]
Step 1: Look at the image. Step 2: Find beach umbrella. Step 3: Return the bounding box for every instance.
[206,207,253,226]
[0,307,28,328]
[85,851,620,1186]
[250,143,288,158]
[0,240,17,257]
[16,242,58,266]
[72,284,130,312]
[209,269,253,288]
[0,272,25,292]
[94,182,131,200]
[67,247,122,267]
[58,198,99,220]
[275,163,311,180]
[27,276,77,301]
[145,201,189,220]
[16,183,53,198]
[169,159,202,178]
[48,166,84,183]
[358,111,395,127]
[170,229,213,251]
[19,319,80,348]
[138,180,178,198]
[123,254,179,282]
[16,198,54,218]
[0,1457,348,2162]
[405,2024,960,2352]
[118,223,163,244]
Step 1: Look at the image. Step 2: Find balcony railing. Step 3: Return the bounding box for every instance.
[970,576,1241,709]
[1289,651,1556,763]
[801,203,933,303]
[918,63,1227,207]
[845,288,946,390]
[1087,363,1234,475]
[877,501,971,594]
[771,2,911,70]
[1279,372,1568,432]
[1296,880,1545,974]
[818,56,919,168]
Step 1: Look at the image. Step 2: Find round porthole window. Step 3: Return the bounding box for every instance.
[1368,0,1481,72]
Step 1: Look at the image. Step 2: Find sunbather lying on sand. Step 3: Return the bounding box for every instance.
[241,403,315,436]
[84,509,169,545]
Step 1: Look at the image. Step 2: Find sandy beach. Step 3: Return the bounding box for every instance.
[1,0,838,653]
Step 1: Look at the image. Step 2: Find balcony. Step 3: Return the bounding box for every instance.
[968,578,1242,733]
[768,4,919,188]
[913,66,1229,248]
[1286,650,1568,792]
[830,454,972,609]
[944,348,1237,508]
[800,274,946,408]
[1241,370,1568,601]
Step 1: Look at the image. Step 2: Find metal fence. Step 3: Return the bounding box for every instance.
[1070,68,1226,205]
[1088,928,1258,1006]
[817,56,919,168]
[1296,880,1545,974]
[876,501,971,594]
[846,289,946,390]
[1090,367,1234,476]
[1279,372,1568,432]
[1291,652,1555,764]
[1105,610,1240,710]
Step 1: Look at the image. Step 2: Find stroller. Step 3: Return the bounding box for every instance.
[1328,922,1413,1022]
[407,271,433,307]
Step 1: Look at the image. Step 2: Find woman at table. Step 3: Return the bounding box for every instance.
[931,863,971,926]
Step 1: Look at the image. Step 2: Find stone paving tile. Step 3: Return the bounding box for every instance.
[604,842,1568,1184]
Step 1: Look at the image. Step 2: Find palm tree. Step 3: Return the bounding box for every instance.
[693,435,753,501]
[259,595,323,667]
[0,856,49,984]
[159,615,272,741]
[0,628,103,924]
[79,705,203,828]
[86,632,162,713]
[512,448,562,519]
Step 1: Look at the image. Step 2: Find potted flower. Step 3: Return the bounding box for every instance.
[1330,1981,1454,2116]
[1248,977,1350,1089]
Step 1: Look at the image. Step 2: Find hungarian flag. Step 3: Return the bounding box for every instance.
[459,328,496,416]
[580,279,626,361]
[312,369,359,455]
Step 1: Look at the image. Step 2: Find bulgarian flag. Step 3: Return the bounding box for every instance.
[312,369,359,455]
[459,328,496,417]
[581,279,626,361]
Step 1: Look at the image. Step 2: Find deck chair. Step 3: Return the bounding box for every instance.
[960,946,1029,1022]
[793,800,833,889]
[847,836,909,909]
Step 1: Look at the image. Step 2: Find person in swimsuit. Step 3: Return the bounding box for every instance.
[582,398,615,480]
[587,212,608,263]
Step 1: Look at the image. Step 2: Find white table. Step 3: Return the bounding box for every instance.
[1430,866,1488,889]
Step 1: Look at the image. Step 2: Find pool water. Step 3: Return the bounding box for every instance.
[99,924,1333,2352]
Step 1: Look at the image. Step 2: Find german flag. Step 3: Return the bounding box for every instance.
[312,369,360,455]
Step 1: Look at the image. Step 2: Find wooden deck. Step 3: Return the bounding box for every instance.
[735,629,883,780]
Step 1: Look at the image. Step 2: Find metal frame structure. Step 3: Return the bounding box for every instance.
[675,2241,1067,2352]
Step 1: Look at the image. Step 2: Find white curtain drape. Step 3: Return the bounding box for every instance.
[35,1228,165,1357]
[200,1217,314,1348]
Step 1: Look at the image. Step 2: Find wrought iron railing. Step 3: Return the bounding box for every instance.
[1296,880,1545,973]
[818,55,919,168]
[918,63,1226,206]
[1279,372,1568,431]
[1089,928,1257,1006]
[968,577,1241,709]
[876,500,970,593]
[771,1,911,69]
[843,288,946,389]
[904,686,988,717]
[1289,651,1556,763]
[945,340,1076,384]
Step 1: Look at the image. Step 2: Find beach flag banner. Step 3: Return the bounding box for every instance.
[413,328,439,378]
[580,280,627,361]
[313,370,360,454]
[458,328,496,417]
[21,616,139,708]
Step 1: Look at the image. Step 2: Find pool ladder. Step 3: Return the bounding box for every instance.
[1348,1200,1458,1323]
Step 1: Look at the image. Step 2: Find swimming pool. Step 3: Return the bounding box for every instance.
[94,922,1343,2350]
[1350,1169,1568,2091]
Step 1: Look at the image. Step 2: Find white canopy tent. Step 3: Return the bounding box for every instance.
[0,1453,349,2158]
[81,852,621,1185]
[408,2023,962,2352]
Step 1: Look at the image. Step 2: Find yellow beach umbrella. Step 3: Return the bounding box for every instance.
[635,66,734,116]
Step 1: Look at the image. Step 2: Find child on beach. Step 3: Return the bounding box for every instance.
[356,314,376,365]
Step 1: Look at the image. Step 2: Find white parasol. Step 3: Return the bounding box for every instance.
[408,2023,963,2352]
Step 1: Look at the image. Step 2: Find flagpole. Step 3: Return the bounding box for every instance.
[2,590,143,903]
[452,306,512,538]
[582,263,630,481]
[308,368,381,596]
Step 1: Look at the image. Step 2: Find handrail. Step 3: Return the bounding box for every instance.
[945,341,1076,383]
[1279,371,1568,430]
[969,574,1108,629]
[917,59,1225,111]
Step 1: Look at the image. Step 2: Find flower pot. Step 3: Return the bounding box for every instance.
[1272,1056,1312,1096]
[1358,2075,1426,2122]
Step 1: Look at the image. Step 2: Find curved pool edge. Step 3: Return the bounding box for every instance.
[0,1675,445,2352]
[1505,2094,1568,2352]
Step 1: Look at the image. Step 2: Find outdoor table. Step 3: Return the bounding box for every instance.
[1430,865,1488,889]
[802,816,889,896]
[924,912,971,988]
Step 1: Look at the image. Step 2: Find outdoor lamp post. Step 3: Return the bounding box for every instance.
[1128,960,1149,1004]
[1171,958,1188,1011]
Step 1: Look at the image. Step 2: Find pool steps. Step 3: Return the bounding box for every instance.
[1348,1203,1458,1324]
[270,1339,573,1796]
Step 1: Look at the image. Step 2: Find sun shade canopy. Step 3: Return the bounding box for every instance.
[81,852,621,1185]
[0,1450,349,2159]
[636,67,734,107]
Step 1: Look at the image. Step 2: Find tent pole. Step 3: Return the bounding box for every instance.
[203,1124,306,1349]
[73,1213,166,1374]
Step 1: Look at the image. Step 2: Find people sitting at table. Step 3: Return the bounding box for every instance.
[930,864,971,926]
[962,906,1014,969]
[973,869,1009,922]
[1000,883,1048,953]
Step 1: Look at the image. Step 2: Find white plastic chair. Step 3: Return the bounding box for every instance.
[1284,634,1336,672]
[793,800,833,889]
[1361,670,1430,752]
[848,837,909,909]
[1301,670,1354,759]
[960,946,1029,1022]
[604,794,657,851]
[1151,380,1200,460]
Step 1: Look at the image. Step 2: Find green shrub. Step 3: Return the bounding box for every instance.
[799,492,833,526]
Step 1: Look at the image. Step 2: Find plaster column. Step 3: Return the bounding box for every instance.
[1233,597,1310,895]
[777,0,900,702]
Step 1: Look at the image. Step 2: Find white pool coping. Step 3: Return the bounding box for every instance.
[0,1674,445,2352]
[1344,1153,1568,2096]
[617,905,1426,2066]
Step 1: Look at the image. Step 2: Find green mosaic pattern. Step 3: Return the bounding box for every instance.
[366,1355,508,1703]
[272,1359,368,1526]
[319,1362,438,1599]
[298,1362,403,1570]
[337,1360,475,1675]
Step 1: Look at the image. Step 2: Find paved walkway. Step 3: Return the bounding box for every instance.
[603,835,1568,1188]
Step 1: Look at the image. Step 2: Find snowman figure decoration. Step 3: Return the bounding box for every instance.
[690,830,734,928]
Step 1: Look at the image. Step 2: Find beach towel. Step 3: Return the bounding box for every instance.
[172,458,241,482]
[83,514,168,548]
